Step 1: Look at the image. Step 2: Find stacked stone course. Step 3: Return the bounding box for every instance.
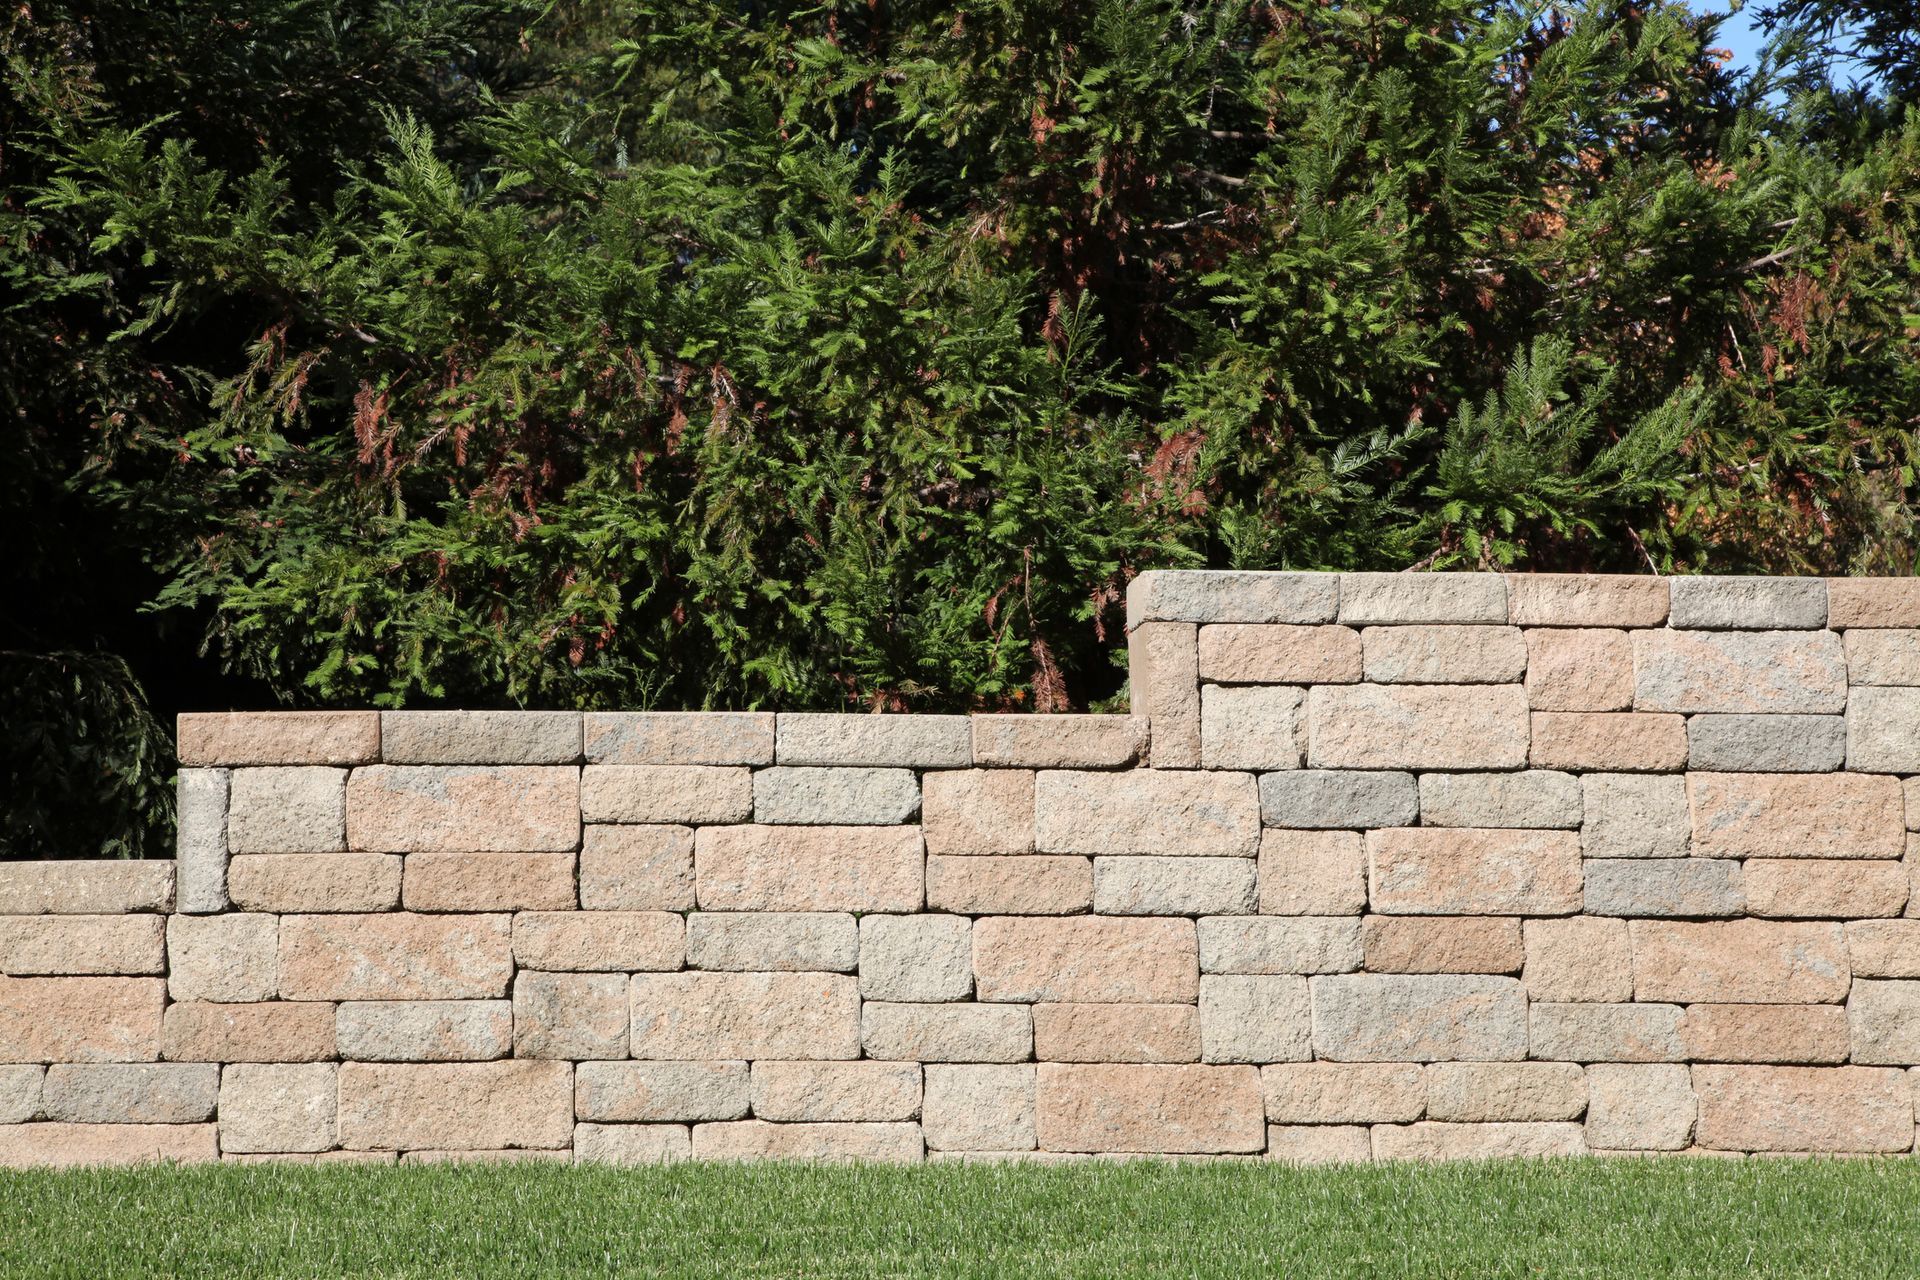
[5,571,1920,1165]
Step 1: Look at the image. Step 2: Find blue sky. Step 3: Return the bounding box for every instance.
[1714,3,1769,71]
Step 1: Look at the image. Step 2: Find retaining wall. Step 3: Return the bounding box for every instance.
[5,571,1920,1165]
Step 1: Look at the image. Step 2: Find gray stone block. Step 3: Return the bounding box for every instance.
[1258,770,1417,829]
[380,710,581,763]
[1583,859,1744,918]
[1687,714,1846,772]
[1580,774,1689,858]
[1848,687,1920,772]
[175,768,231,913]
[1417,771,1581,829]
[1309,974,1527,1062]
[1093,857,1256,916]
[1127,571,1340,627]
[751,767,920,825]
[41,1063,219,1124]
[1336,573,1508,625]
[1668,576,1827,629]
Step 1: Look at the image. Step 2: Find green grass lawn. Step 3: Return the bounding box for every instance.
[3,1157,1917,1278]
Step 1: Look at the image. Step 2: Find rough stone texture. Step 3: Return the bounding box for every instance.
[0,914,164,976]
[630,973,860,1061]
[1842,629,1920,686]
[1630,920,1849,1004]
[1361,625,1526,684]
[1528,1003,1684,1063]
[338,1061,573,1151]
[1847,686,1920,773]
[0,1122,218,1168]
[381,711,581,764]
[1198,975,1311,1063]
[168,914,278,1003]
[347,766,580,852]
[400,851,573,913]
[1692,1065,1913,1153]
[694,825,923,912]
[1257,830,1366,915]
[227,767,347,854]
[335,1001,512,1062]
[1094,857,1256,916]
[750,1061,921,1123]
[1128,621,1200,768]
[1310,975,1527,1062]
[1426,1062,1586,1122]
[1196,917,1361,975]
[1530,713,1687,771]
[1266,1124,1373,1164]
[1524,629,1634,711]
[1679,1003,1849,1064]
[1036,1064,1265,1154]
[163,1002,336,1063]
[1581,774,1690,859]
[1031,1004,1200,1064]
[573,1124,691,1165]
[926,856,1091,916]
[1506,575,1669,628]
[1688,772,1904,859]
[0,1065,42,1124]
[861,1003,1032,1063]
[1128,570,1340,626]
[923,1064,1034,1151]
[229,854,403,914]
[1361,916,1523,974]
[578,825,694,911]
[41,1063,219,1124]
[1198,625,1360,685]
[279,913,511,1001]
[1584,1065,1695,1151]
[514,971,629,1059]
[922,770,1034,855]
[1743,860,1908,919]
[1374,1121,1584,1161]
[1036,769,1258,856]
[575,1061,748,1122]
[0,860,174,916]
[1261,1062,1425,1124]
[1523,917,1634,1003]
[219,1063,337,1153]
[859,915,972,1002]
[692,1120,923,1163]
[752,767,920,826]
[1583,859,1744,918]
[1259,771,1418,830]
[581,765,753,825]
[1200,684,1305,770]
[1847,980,1920,1064]
[1306,684,1529,770]
[512,912,684,973]
[584,712,775,766]
[1687,714,1847,773]
[971,715,1146,769]
[975,916,1197,1004]
[1846,920,1920,977]
[178,711,380,767]
[1336,574,1506,625]
[1416,772,1581,830]
[1668,576,1828,629]
[1633,629,1846,714]
[1366,829,1582,916]
[686,912,857,973]
[775,714,971,768]
[1829,578,1920,628]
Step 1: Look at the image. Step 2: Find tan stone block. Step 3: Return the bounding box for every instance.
[1373,1121,1584,1160]
[1693,1065,1913,1152]
[335,1000,511,1062]
[692,1120,923,1162]
[1848,980,1920,1064]
[1426,1062,1585,1122]
[1366,828,1581,916]
[1847,920,1920,977]
[1036,1063,1264,1154]
[573,1123,691,1164]
[1199,975,1310,1063]
[862,1003,1032,1063]
[1529,713,1686,771]
[686,912,856,973]
[1505,575,1669,627]
[584,711,775,765]
[923,1064,1033,1151]
[974,917,1197,1003]
[0,1122,217,1168]
[1032,1004,1199,1064]
[1846,686,1920,772]
[1197,625,1360,685]
[228,767,347,853]
[168,914,277,1002]
[1261,1063,1425,1124]
[1828,578,1920,628]
[1744,860,1908,919]
[694,825,923,912]
[1266,1124,1371,1164]
[751,1061,921,1123]
[346,765,579,852]
[1257,830,1365,915]
[1129,570,1340,627]
[1129,621,1199,767]
[1417,771,1581,830]
[1360,625,1525,684]
[1524,628,1633,711]
[753,766,919,825]
[1094,857,1256,916]
[511,912,683,972]
[0,1066,42,1123]
[41,1063,218,1124]
[1523,918,1633,1003]
[970,715,1146,768]
[774,714,971,768]
[338,1061,573,1151]
[579,825,694,911]
[378,711,580,764]
[1631,920,1849,1004]
[224,1150,396,1165]
[631,972,859,1060]
[402,852,573,912]
[278,913,510,1001]
[512,971,627,1060]
[1196,916,1361,975]
[575,1061,748,1122]
[1529,1003,1684,1062]
[219,1063,337,1154]
[1362,916,1522,974]
[1632,630,1846,714]
[926,856,1091,915]
[177,711,379,767]
[1689,772,1905,859]
[1581,773,1690,858]
[163,1002,336,1063]
[398,1148,569,1165]
[0,915,163,976]
[1310,975,1526,1062]
[0,861,173,915]
[1337,574,1506,625]
[580,764,751,825]
[1306,685,1529,770]
[859,915,971,1002]
[1843,629,1920,685]
[1034,770,1259,856]
[1679,1003,1848,1064]
[922,770,1034,855]
[1200,684,1304,771]
[1583,1064,1694,1151]
[228,854,401,913]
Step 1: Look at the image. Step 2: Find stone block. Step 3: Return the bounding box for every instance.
[1200,684,1304,770]
[1361,625,1526,684]
[1035,770,1258,856]
[1128,570,1340,626]
[1848,980,1920,1064]
[1417,772,1581,829]
[1584,859,1744,918]
[859,915,972,1002]
[580,764,751,825]
[750,1061,922,1123]
[922,770,1033,855]
[1630,920,1849,1003]
[163,1002,335,1063]
[1197,625,1360,685]
[1267,1124,1372,1164]
[1634,629,1846,714]
[1310,974,1527,1062]
[513,971,628,1059]
[584,711,775,765]
[41,1063,219,1124]
[691,1120,923,1162]
[1367,828,1581,916]
[1128,622,1199,767]
[177,711,379,766]
[1679,1003,1848,1064]
[861,1003,1031,1062]
[1848,686,1920,772]
[1035,1063,1264,1153]
[227,767,346,853]
[631,972,860,1060]
[1828,578,1920,628]
[1584,1064,1695,1151]
[686,912,857,973]
[752,766,919,825]
[1847,920,1920,977]
[1094,857,1255,916]
[228,854,402,914]
[971,715,1145,768]
[1196,917,1360,975]
[1031,1004,1200,1064]
[1259,771,1417,830]
[1361,916,1523,974]
[1693,1065,1912,1152]
[1505,574,1669,627]
[579,825,694,911]
[168,914,277,1002]
[1688,772,1904,859]
[1524,628,1634,711]
[399,851,573,913]
[1687,714,1846,772]
[279,912,510,1001]
[219,1063,337,1154]
[923,1064,1033,1151]
[1529,1003,1683,1062]
[1581,774,1689,859]
[379,711,581,764]
[0,1066,41,1123]
[1843,629,1920,686]
[0,915,163,976]
[1667,576,1828,629]
[398,1148,568,1165]
[1260,1062,1425,1124]
[975,917,1197,1003]
[338,1061,573,1151]
[0,1122,217,1167]
[1426,1062,1586,1122]
[926,856,1091,916]
[1744,860,1908,919]
[1257,830,1366,915]
[512,912,684,972]
[335,1000,511,1062]
[0,860,173,916]
[1336,573,1506,625]
[1530,713,1687,771]
[774,713,971,767]
[347,765,580,852]
[573,1124,690,1165]
[575,1061,748,1123]
[694,825,923,912]
[1373,1122,1586,1161]
[1523,917,1633,1003]
[1306,685,1529,770]
[1198,975,1310,1063]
